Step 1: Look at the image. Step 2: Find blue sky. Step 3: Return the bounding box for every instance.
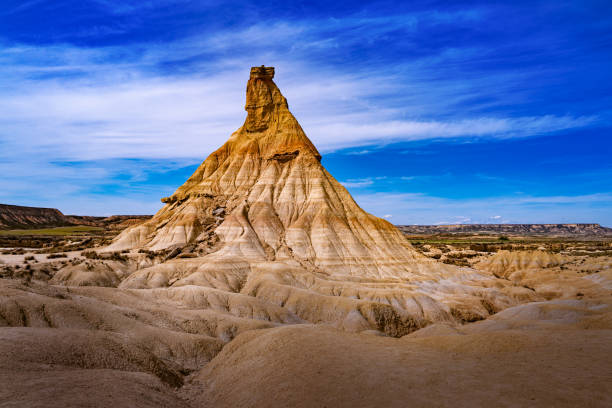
[0,0,611,225]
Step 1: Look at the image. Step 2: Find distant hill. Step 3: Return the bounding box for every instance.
[397,223,612,237]
[0,203,151,230]
[0,204,71,229]
[66,215,153,231]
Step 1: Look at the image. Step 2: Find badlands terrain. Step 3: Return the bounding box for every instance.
[398,223,612,237]
[1,67,611,407]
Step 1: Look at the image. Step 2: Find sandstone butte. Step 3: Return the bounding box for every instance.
[1,67,610,408]
[106,65,526,332]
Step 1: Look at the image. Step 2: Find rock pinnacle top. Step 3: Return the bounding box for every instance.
[249,65,275,79]
[244,65,287,133]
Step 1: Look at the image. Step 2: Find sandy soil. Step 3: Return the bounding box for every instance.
[1,248,611,407]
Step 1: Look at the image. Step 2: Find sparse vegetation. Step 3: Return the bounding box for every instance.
[108,251,128,262]
[72,250,128,262]
[82,250,100,259]
[138,249,157,259]
[47,253,68,259]
[0,226,104,236]
[442,257,470,267]
[404,232,612,271]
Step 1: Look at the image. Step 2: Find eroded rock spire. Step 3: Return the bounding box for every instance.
[245,66,285,132]
[100,66,522,332]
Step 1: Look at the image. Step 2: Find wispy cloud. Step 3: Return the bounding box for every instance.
[0,0,46,16]
[0,156,191,215]
[340,178,375,188]
[308,115,596,152]
[0,57,595,161]
[0,11,601,163]
[345,149,373,155]
[340,176,393,189]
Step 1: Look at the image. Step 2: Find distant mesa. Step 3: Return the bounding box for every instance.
[0,203,71,229]
[3,203,608,238]
[0,203,151,230]
[398,223,612,237]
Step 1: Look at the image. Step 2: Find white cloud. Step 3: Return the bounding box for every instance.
[0,74,594,161]
[340,178,375,188]
[306,116,596,152]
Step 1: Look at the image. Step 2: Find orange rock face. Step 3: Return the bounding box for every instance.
[109,66,417,276]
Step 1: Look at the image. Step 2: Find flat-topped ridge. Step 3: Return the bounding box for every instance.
[0,203,69,229]
[397,223,612,237]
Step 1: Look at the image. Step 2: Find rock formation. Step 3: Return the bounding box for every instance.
[109,66,431,277]
[105,66,524,333]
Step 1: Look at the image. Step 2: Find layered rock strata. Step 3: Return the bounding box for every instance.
[0,204,70,229]
[103,67,525,333]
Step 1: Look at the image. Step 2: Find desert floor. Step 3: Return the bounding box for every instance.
[1,229,611,407]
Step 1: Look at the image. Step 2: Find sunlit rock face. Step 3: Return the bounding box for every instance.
[105,67,522,333]
[245,66,283,132]
[107,66,418,277]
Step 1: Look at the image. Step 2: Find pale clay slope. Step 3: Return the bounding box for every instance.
[193,317,612,408]
[2,67,611,407]
[1,273,611,407]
